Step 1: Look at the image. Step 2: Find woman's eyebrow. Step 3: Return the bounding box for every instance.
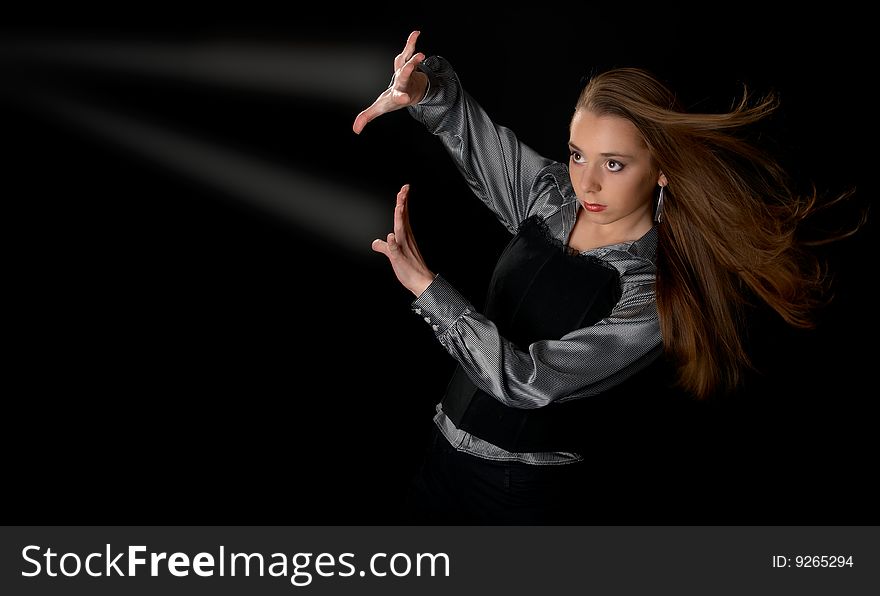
[567,142,634,159]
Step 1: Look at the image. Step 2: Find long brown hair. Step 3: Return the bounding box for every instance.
[575,68,861,399]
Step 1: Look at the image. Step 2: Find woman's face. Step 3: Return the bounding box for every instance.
[568,109,663,228]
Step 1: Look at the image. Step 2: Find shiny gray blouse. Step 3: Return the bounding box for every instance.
[407,56,662,465]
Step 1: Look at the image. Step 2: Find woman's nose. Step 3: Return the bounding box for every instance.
[579,166,601,193]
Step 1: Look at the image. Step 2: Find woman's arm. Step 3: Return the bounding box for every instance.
[408,55,558,234]
[373,177,660,408]
[411,263,663,409]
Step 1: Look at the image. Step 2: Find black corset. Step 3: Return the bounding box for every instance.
[440,214,623,453]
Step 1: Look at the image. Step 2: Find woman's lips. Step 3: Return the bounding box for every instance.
[582,202,606,212]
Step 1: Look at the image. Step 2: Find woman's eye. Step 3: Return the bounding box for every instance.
[607,160,624,172]
[570,151,584,163]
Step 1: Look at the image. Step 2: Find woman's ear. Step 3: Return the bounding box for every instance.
[658,172,668,187]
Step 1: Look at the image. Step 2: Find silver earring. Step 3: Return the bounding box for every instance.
[655,185,665,224]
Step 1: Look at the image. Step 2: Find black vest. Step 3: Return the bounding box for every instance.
[440,214,660,454]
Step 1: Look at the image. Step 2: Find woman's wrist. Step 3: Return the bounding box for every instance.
[411,272,437,298]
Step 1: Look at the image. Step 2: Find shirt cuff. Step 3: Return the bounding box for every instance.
[414,56,441,104]
[418,77,431,104]
[410,273,472,336]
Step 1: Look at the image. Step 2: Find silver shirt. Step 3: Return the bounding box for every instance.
[407,56,662,465]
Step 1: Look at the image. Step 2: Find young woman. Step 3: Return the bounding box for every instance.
[353,31,859,524]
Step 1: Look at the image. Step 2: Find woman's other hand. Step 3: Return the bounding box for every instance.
[372,184,436,297]
[352,31,428,134]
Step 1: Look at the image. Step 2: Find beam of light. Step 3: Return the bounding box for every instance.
[0,38,391,103]
[28,92,390,259]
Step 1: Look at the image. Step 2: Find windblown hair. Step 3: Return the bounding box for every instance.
[575,68,860,400]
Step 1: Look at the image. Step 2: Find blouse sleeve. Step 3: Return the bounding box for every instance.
[410,262,663,409]
[407,55,558,234]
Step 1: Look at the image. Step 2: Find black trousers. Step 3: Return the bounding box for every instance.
[397,425,589,525]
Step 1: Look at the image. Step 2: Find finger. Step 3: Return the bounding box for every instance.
[394,185,409,242]
[387,232,398,252]
[371,238,388,255]
[402,184,414,236]
[396,52,426,92]
[394,30,420,71]
[353,96,385,134]
[352,109,369,135]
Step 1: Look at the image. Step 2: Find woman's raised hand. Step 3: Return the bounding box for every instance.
[352,31,428,134]
[371,184,436,298]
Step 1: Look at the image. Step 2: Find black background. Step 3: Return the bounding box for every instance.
[2,7,875,524]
